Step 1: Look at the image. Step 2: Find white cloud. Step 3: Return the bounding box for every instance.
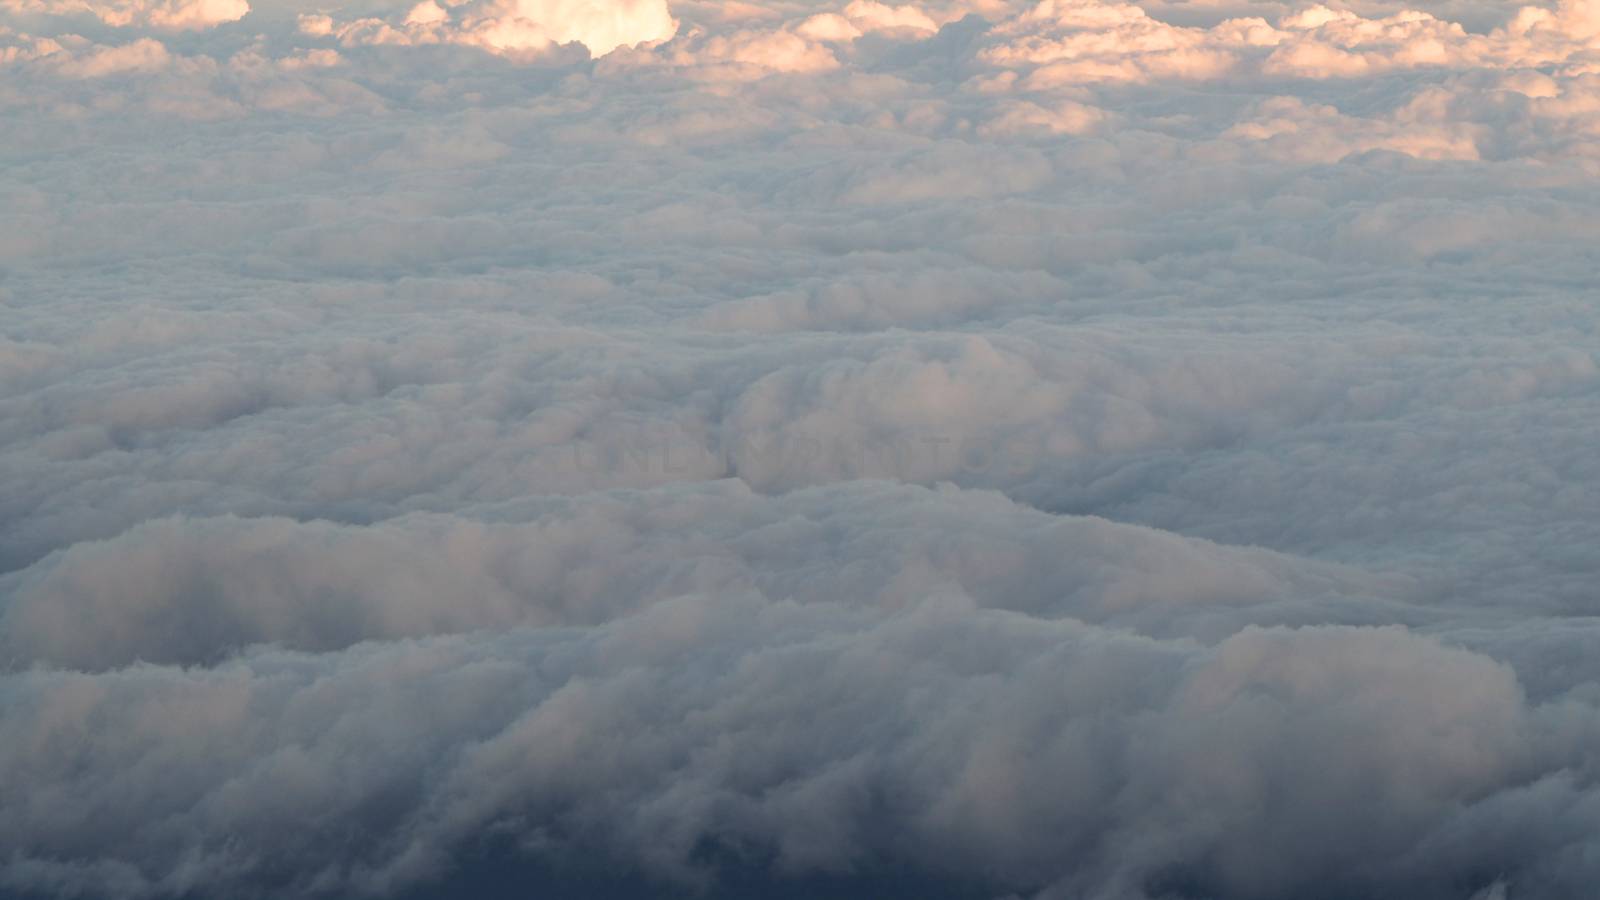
[4,0,1600,897]
[0,0,247,30]
[310,0,678,57]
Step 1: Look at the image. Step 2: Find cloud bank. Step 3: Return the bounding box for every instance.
[2,0,1600,898]
[302,0,678,57]
[0,0,247,30]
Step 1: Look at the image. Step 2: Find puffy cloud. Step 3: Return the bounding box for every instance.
[1,480,1420,670]
[638,23,843,73]
[4,0,1600,897]
[960,0,1600,86]
[976,96,1105,135]
[0,0,248,30]
[1222,93,1482,161]
[0,29,181,77]
[979,0,1244,82]
[51,33,169,73]
[308,0,678,56]
[4,601,1599,899]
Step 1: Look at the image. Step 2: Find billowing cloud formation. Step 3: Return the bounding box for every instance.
[302,0,678,57]
[0,0,247,30]
[3,0,1600,898]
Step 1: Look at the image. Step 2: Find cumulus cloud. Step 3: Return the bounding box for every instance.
[1,480,1425,670]
[305,0,678,57]
[0,0,247,30]
[4,0,1600,897]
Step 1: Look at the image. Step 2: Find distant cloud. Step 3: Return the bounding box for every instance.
[304,0,677,57]
[3,0,1600,897]
[0,0,247,30]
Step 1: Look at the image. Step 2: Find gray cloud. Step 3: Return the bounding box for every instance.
[2,0,1599,897]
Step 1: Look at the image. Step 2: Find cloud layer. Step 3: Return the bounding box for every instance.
[301,0,678,57]
[3,0,1600,898]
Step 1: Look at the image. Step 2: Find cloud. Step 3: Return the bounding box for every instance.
[1,480,1423,670]
[4,0,1600,897]
[307,0,678,57]
[4,601,1599,899]
[0,0,247,30]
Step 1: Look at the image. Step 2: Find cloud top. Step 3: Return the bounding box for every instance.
[0,0,246,29]
[3,0,1600,898]
[302,0,677,56]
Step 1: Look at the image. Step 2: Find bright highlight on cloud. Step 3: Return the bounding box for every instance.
[0,0,247,29]
[3,0,1600,898]
[302,0,677,57]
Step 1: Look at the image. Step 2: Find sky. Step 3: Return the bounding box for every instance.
[1,0,1599,897]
